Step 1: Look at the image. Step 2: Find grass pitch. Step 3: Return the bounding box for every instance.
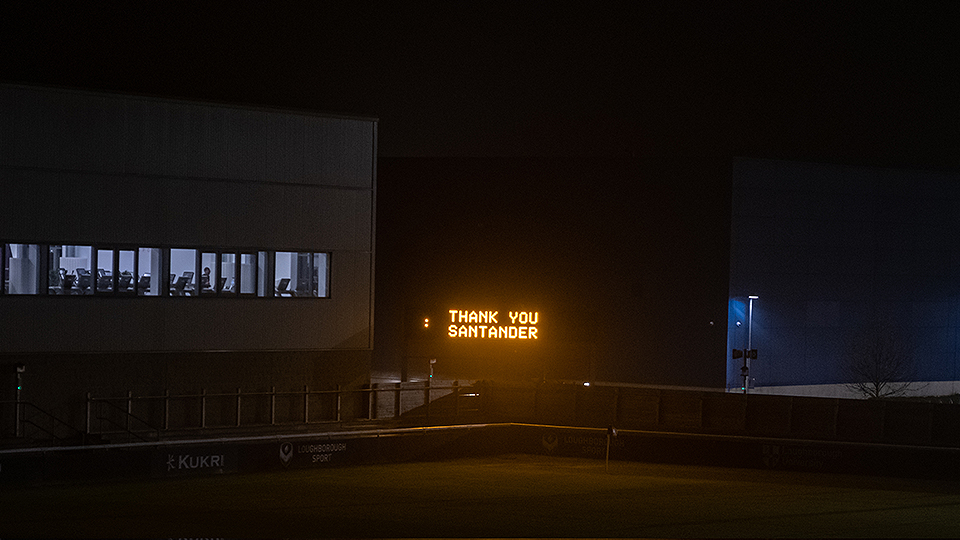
[4,453,960,537]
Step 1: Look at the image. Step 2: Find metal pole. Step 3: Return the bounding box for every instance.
[270,386,276,425]
[453,380,460,417]
[394,382,401,419]
[236,387,241,427]
[424,379,431,420]
[742,358,748,395]
[746,296,757,394]
[303,384,309,423]
[605,432,610,472]
[336,384,341,422]
[15,373,22,438]
[200,388,206,428]
[86,392,92,435]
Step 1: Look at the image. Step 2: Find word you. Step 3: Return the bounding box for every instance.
[447,309,539,339]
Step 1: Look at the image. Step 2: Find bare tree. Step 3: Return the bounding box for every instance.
[843,322,921,399]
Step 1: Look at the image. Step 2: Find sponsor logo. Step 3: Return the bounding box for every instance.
[278,441,349,467]
[542,433,559,454]
[154,446,235,477]
[166,453,225,472]
[280,443,293,467]
[762,445,781,468]
[541,431,623,456]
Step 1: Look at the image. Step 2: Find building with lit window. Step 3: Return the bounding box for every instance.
[728,158,960,397]
[0,84,376,434]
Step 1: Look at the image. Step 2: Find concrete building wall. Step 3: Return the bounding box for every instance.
[728,158,960,396]
[0,85,376,424]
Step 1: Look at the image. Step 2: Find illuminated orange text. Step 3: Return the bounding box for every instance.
[447,310,539,339]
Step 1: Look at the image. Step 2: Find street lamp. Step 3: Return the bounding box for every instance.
[748,296,758,350]
[731,296,760,393]
[746,296,758,393]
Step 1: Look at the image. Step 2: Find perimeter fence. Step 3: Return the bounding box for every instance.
[6,379,960,448]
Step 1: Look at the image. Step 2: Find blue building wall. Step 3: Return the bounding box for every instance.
[728,159,960,394]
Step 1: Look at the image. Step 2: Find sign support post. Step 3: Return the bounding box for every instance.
[606,425,617,473]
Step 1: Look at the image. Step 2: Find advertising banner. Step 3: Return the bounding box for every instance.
[276,440,350,469]
[153,445,237,477]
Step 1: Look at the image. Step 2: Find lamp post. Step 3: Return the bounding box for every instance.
[746,296,758,393]
[15,363,25,438]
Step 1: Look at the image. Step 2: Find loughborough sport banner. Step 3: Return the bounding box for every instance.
[277,440,350,469]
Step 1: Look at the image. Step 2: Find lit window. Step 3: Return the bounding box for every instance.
[239,252,259,296]
[220,252,237,295]
[274,251,329,298]
[48,244,93,295]
[117,249,135,294]
[5,244,41,295]
[274,251,297,297]
[257,251,269,296]
[138,247,161,296]
[169,248,197,296]
[95,248,114,293]
[314,252,329,298]
[200,251,218,295]
[6,244,330,300]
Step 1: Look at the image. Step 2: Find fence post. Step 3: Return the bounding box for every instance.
[236,387,242,427]
[304,384,309,424]
[201,388,207,429]
[270,386,276,425]
[425,379,431,420]
[126,390,133,432]
[614,387,621,423]
[453,380,460,417]
[395,382,401,418]
[698,393,704,430]
[655,390,662,426]
[86,392,92,435]
[336,384,342,422]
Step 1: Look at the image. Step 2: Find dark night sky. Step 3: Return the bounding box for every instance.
[4,2,960,385]
[4,2,959,164]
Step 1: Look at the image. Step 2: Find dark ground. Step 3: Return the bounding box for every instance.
[4,453,960,538]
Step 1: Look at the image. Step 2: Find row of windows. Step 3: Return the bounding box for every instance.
[2,243,329,298]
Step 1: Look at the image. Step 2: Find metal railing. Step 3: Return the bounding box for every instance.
[368,380,482,420]
[1,400,87,445]
[83,381,482,439]
[86,393,159,443]
[86,385,343,436]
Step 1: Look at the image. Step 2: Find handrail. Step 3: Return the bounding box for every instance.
[80,381,479,436]
[85,382,467,402]
[92,415,153,443]
[1,401,87,444]
[89,397,158,442]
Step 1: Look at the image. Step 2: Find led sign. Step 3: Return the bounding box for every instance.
[447,309,539,339]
